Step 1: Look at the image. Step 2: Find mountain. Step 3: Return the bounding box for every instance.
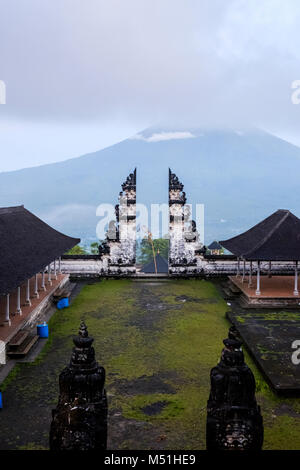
[1,127,300,247]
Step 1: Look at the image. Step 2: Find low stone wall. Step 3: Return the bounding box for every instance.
[61,259,102,276]
[240,293,300,308]
[60,257,297,278]
[61,260,136,278]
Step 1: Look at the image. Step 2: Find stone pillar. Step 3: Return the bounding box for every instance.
[15,286,22,315]
[48,265,52,286]
[206,328,264,450]
[236,257,240,277]
[3,294,11,326]
[294,261,299,296]
[256,261,261,296]
[0,340,6,364]
[40,270,46,291]
[58,257,62,275]
[248,261,253,287]
[49,321,107,450]
[25,279,32,306]
[242,259,246,283]
[103,169,137,275]
[168,169,202,275]
[53,260,57,280]
[33,274,39,299]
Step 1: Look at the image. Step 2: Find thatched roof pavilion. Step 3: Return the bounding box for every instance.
[0,205,80,325]
[220,210,300,295]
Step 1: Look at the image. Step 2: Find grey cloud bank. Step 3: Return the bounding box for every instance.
[0,0,300,169]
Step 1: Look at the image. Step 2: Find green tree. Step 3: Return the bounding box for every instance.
[138,238,169,264]
[90,242,99,254]
[65,244,87,255]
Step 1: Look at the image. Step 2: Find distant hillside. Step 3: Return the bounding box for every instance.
[1,127,300,246]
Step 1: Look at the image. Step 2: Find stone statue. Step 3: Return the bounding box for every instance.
[206,327,264,450]
[49,321,107,450]
[185,220,197,242]
[106,220,119,242]
[98,241,110,257]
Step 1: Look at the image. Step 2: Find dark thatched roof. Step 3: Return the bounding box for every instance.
[220,209,300,261]
[208,241,222,250]
[141,254,168,273]
[0,206,80,295]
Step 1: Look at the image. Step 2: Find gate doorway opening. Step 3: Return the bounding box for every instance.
[138,237,169,274]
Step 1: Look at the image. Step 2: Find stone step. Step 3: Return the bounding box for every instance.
[53,289,71,301]
[222,287,236,300]
[220,281,230,289]
[8,330,30,348]
[228,282,242,294]
[7,334,39,357]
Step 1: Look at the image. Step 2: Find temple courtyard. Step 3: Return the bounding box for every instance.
[1,279,300,450]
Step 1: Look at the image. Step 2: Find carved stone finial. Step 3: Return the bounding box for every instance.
[72,319,94,353]
[206,328,264,450]
[79,320,88,337]
[169,168,184,192]
[121,168,137,192]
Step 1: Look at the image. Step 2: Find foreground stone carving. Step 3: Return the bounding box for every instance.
[49,321,107,450]
[206,327,264,450]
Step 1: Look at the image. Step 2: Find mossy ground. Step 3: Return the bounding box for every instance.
[0,279,300,449]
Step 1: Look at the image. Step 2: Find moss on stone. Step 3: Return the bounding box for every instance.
[1,279,300,450]
[1,364,21,391]
[236,315,246,323]
[17,443,48,450]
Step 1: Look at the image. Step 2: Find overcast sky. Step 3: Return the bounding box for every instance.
[1,0,300,171]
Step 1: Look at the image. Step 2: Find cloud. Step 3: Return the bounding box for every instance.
[131,131,196,143]
[39,204,96,226]
[1,0,300,166]
[1,0,299,127]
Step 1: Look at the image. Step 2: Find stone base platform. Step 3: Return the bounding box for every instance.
[227,310,300,395]
[0,274,69,354]
[229,276,300,308]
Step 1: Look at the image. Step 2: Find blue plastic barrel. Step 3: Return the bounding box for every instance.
[57,297,69,310]
[37,323,49,338]
[0,392,2,409]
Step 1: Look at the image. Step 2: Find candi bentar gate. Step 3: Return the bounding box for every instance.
[89,168,300,292]
[96,168,206,277]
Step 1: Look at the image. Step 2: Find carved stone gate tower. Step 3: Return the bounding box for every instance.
[168,169,204,275]
[99,169,136,276]
[98,168,204,276]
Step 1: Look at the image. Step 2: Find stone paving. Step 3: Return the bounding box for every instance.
[1,279,300,450]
